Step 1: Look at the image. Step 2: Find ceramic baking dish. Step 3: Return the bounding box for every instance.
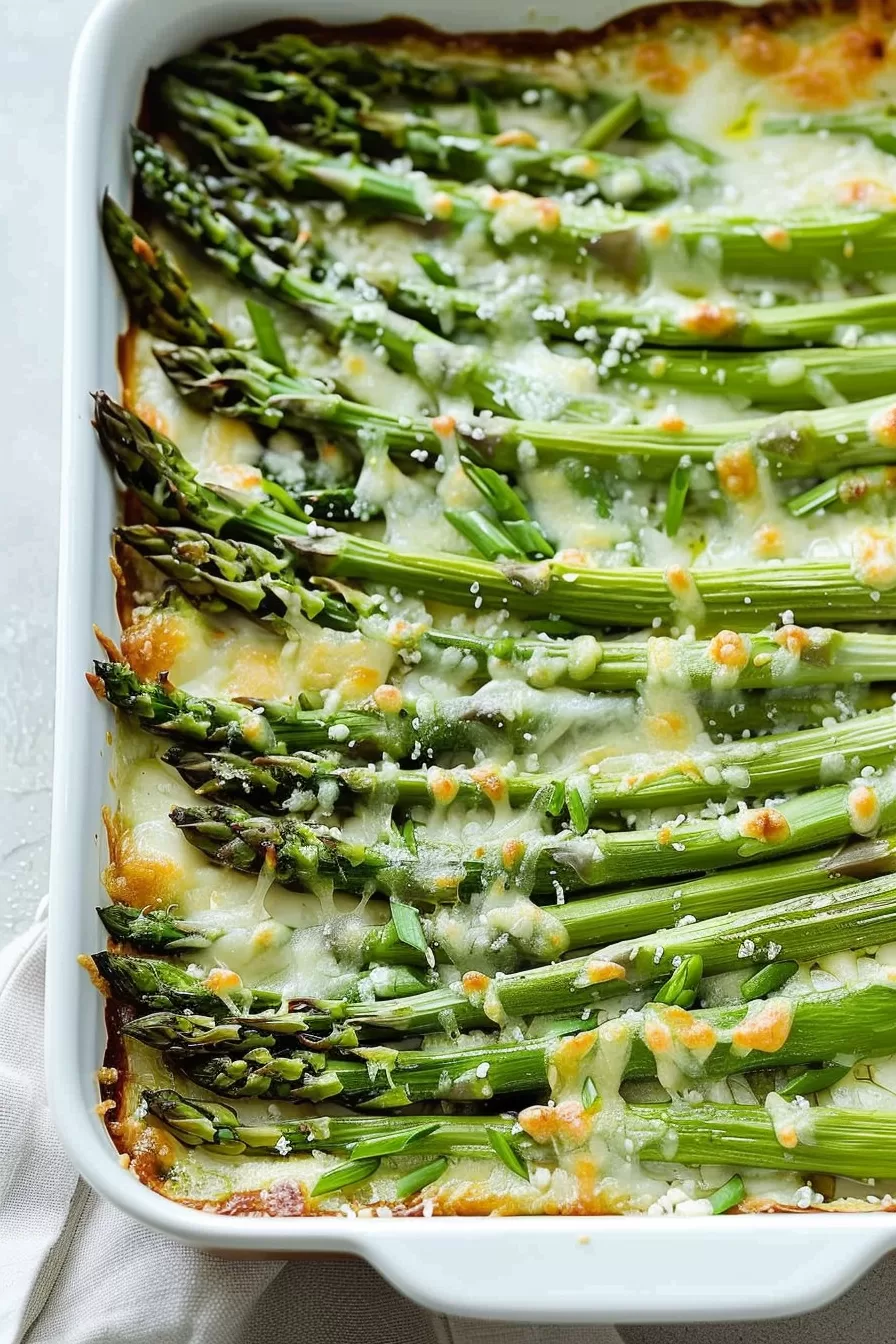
[47,0,896,1321]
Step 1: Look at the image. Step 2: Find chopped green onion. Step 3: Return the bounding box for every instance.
[311,1156,381,1197]
[664,460,691,538]
[778,1064,852,1101]
[503,519,555,559]
[470,87,499,136]
[395,1157,449,1201]
[740,961,799,1002]
[444,509,525,561]
[351,1122,441,1159]
[707,1175,745,1214]
[412,250,458,287]
[653,953,703,1008]
[389,897,428,956]
[245,299,289,372]
[486,1127,530,1181]
[577,93,642,150]
[581,1076,599,1111]
[565,782,590,836]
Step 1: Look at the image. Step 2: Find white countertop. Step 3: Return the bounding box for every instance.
[2,2,892,1335]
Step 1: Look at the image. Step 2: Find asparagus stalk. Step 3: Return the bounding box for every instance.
[165,55,679,204]
[93,643,896,813]
[765,109,896,157]
[380,268,896,349]
[101,194,231,346]
[622,344,896,410]
[97,902,226,952]
[144,1087,896,1180]
[88,951,283,1016]
[333,867,896,1033]
[787,465,896,518]
[160,78,896,280]
[95,393,896,630]
[168,760,896,914]
[117,525,371,631]
[157,338,896,479]
[123,1009,359,1052]
[134,134,616,424]
[147,981,896,1106]
[283,528,896,628]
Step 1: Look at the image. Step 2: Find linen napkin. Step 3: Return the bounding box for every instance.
[0,915,622,1344]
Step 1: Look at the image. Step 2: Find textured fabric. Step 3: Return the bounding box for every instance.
[0,921,622,1344]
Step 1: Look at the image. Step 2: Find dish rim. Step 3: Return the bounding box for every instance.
[47,0,896,1319]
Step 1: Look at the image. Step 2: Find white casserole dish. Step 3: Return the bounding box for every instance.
[48,0,896,1321]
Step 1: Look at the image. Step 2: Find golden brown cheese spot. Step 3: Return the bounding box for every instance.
[633,39,690,94]
[430,191,454,220]
[78,953,111,997]
[428,768,460,806]
[853,526,896,589]
[661,1005,717,1052]
[776,1124,799,1149]
[708,630,750,673]
[555,547,590,568]
[782,21,888,108]
[582,958,627,985]
[760,225,791,252]
[131,234,157,265]
[679,301,739,339]
[665,565,693,598]
[372,683,403,713]
[225,647,284,700]
[752,522,786,560]
[656,824,674,847]
[209,461,263,493]
[132,401,169,435]
[731,24,797,75]
[837,178,896,209]
[645,217,672,245]
[493,128,539,148]
[731,999,794,1053]
[204,967,243,994]
[534,198,561,233]
[738,807,791,844]
[96,1065,119,1086]
[774,624,812,657]
[551,1029,599,1080]
[102,814,181,910]
[659,413,687,433]
[501,838,526,870]
[431,413,457,436]
[644,711,690,749]
[518,1100,593,1145]
[470,764,507,803]
[868,404,896,448]
[345,353,368,377]
[644,1019,674,1053]
[120,610,191,682]
[716,444,759,501]
[341,666,384,699]
[461,970,491,998]
[848,782,881,835]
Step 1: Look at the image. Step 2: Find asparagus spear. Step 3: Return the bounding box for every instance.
[156,340,896,481]
[144,1087,896,1180]
[92,642,896,813]
[331,867,896,1033]
[765,109,896,157]
[148,981,896,1105]
[101,194,231,346]
[168,758,896,912]
[621,344,896,410]
[95,393,896,630]
[165,55,679,204]
[160,78,896,280]
[134,134,617,424]
[787,465,896,518]
[87,951,283,1015]
[117,525,372,631]
[378,268,896,349]
[97,902,226,952]
[123,1009,359,1052]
